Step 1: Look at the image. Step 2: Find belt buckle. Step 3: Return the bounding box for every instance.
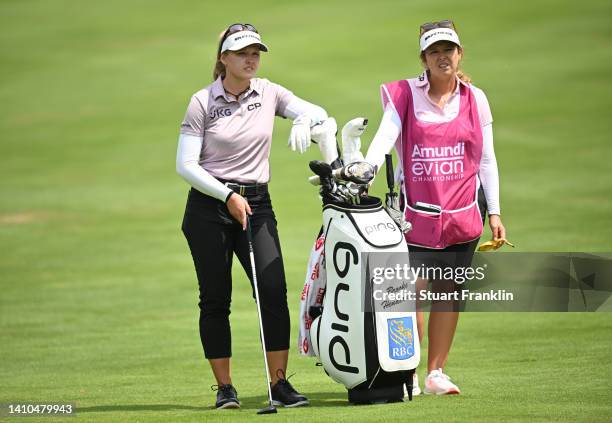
[240,185,245,196]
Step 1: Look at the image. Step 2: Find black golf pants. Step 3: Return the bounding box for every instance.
[181,188,290,359]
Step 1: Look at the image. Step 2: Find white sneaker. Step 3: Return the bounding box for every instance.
[423,369,460,395]
[403,373,421,398]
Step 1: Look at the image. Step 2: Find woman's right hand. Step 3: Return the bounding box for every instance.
[226,193,252,230]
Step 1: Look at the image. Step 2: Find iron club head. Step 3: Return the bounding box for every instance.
[257,404,277,415]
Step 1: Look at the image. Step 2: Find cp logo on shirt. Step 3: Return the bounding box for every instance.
[247,102,262,111]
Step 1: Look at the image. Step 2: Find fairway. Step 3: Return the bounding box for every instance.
[1,0,612,422]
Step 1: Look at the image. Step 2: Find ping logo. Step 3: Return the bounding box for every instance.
[387,317,415,360]
[328,242,359,374]
[364,222,396,235]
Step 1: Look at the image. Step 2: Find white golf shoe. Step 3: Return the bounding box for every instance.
[403,373,422,398]
[423,369,461,395]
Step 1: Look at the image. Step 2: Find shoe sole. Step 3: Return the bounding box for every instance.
[271,400,309,408]
[423,389,460,395]
[217,401,240,409]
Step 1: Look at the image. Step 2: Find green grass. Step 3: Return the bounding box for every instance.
[1,0,612,421]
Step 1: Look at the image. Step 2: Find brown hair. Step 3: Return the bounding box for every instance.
[213,30,226,81]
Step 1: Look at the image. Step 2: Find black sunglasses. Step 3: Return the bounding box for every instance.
[419,20,455,36]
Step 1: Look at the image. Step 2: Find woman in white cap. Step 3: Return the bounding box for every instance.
[176,23,337,409]
[365,20,506,395]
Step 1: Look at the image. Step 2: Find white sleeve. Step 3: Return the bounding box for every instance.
[478,124,500,215]
[364,103,402,171]
[176,133,233,202]
[282,96,328,124]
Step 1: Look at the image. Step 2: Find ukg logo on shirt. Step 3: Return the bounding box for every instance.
[411,142,465,182]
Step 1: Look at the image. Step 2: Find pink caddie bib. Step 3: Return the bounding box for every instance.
[381,78,484,249]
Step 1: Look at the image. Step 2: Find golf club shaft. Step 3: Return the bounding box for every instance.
[246,217,275,406]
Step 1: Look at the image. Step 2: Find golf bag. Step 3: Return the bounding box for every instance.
[298,160,420,404]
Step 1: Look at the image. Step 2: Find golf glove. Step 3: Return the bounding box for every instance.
[477,238,515,251]
[289,115,312,154]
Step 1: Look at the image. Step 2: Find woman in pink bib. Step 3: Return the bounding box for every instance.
[365,20,507,396]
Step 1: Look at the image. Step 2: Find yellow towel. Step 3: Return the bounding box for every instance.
[477,238,515,251]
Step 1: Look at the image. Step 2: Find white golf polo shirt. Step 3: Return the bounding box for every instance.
[180,77,295,184]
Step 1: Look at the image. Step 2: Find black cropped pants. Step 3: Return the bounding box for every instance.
[181,188,290,359]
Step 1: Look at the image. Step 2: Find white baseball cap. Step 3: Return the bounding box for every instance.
[419,27,461,52]
[221,30,269,54]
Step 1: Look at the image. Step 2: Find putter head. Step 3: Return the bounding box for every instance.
[257,404,277,415]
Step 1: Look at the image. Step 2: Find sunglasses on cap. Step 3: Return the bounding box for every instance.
[222,23,258,41]
[419,20,455,36]
[218,23,259,55]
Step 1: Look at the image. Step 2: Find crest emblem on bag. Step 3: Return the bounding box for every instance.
[387,317,415,360]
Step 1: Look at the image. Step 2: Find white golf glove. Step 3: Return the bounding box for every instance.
[288,115,312,154]
[310,117,339,164]
[341,117,368,164]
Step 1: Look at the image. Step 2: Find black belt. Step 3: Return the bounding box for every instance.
[220,180,268,196]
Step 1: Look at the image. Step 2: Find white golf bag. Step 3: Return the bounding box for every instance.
[299,158,420,403]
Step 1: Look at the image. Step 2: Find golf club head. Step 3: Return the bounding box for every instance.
[310,160,335,193]
[309,160,332,178]
[340,161,376,184]
[257,404,277,415]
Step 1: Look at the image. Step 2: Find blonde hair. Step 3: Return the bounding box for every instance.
[457,69,471,84]
[213,30,226,81]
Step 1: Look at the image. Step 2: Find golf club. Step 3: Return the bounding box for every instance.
[246,216,278,415]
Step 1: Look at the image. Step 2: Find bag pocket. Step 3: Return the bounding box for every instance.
[404,207,442,248]
[442,203,483,246]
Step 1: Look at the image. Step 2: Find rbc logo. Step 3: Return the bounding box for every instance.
[387,317,415,360]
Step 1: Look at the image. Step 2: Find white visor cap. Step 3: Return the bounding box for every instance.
[220,30,269,54]
[419,28,461,52]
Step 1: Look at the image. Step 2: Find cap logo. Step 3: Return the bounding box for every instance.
[232,33,260,42]
[420,27,461,51]
[424,29,454,42]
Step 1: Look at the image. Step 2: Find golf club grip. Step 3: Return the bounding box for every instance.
[245,217,253,246]
[385,154,394,191]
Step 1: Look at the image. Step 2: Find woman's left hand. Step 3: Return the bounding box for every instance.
[488,214,506,240]
[288,115,312,154]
